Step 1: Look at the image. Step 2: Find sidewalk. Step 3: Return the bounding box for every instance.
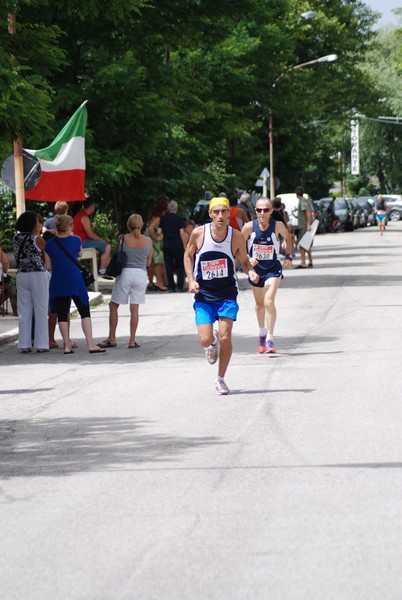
[0,291,104,348]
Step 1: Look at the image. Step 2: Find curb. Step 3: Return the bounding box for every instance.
[0,292,104,348]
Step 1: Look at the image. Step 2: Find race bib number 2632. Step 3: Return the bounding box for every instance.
[201,258,228,280]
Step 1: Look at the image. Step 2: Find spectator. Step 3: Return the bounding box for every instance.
[146,197,168,292]
[44,201,69,236]
[99,214,153,349]
[229,195,249,231]
[160,200,187,293]
[72,199,112,278]
[0,244,9,281]
[238,192,256,220]
[183,220,196,248]
[294,186,315,269]
[326,198,340,232]
[44,215,105,354]
[0,245,10,312]
[13,211,49,353]
[270,197,287,224]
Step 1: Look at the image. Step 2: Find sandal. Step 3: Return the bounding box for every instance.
[98,340,117,348]
[128,342,140,349]
[49,341,59,349]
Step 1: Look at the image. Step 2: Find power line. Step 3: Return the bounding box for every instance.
[355,114,402,125]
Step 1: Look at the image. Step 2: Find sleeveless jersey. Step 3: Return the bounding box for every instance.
[193,223,238,302]
[248,219,281,277]
[376,198,386,211]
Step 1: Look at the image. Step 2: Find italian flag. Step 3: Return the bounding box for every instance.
[25,101,87,202]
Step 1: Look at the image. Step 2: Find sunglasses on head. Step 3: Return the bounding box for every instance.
[256,208,271,213]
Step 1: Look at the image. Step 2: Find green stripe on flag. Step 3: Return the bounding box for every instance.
[35,104,87,161]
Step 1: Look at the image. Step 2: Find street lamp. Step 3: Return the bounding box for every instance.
[268,53,338,199]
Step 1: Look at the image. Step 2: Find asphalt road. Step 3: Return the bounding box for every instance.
[1,223,402,600]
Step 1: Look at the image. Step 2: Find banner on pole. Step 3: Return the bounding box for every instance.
[350,119,359,176]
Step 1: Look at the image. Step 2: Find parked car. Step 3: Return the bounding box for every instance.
[383,195,402,222]
[190,199,211,226]
[313,200,325,233]
[353,197,375,226]
[318,197,353,231]
[348,198,365,228]
[334,198,353,228]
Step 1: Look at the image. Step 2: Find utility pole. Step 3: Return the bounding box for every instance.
[8,12,26,217]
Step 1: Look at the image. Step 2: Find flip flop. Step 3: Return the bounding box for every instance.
[89,347,106,354]
[49,341,59,349]
[98,340,117,348]
[64,349,74,355]
[128,342,140,349]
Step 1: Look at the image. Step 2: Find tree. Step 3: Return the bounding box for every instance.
[0,3,65,146]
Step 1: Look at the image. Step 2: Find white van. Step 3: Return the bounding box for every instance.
[274,192,315,229]
[274,192,300,228]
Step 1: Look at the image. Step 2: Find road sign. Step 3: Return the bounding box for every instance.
[0,151,41,191]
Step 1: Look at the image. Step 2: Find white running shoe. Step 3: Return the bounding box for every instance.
[215,378,231,395]
[205,329,218,365]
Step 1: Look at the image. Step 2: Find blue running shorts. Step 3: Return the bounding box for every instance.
[194,299,239,325]
[376,214,386,221]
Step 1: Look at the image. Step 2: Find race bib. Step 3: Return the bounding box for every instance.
[252,243,274,261]
[201,258,228,280]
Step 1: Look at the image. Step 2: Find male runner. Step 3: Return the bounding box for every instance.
[184,197,257,395]
[242,197,292,354]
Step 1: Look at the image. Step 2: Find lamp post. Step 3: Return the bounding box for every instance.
[269,53,337,200]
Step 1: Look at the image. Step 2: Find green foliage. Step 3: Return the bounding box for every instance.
[0,190,16,252]
[92,211,119,248]
[0,6,65,141]
[1,0,400,220]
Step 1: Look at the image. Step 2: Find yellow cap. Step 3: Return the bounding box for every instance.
[209,197,229,211]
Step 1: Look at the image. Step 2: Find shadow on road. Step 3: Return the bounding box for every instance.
[0,416,227,479]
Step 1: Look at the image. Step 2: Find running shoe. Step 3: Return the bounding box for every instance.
[258,335,266,354]
[215,379,231,395]
[205,330,218,364]
[265,339,277,353]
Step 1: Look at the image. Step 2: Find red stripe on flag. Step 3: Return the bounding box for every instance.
[25,169,86,202]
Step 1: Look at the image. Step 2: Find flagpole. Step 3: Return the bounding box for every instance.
[8,13,26,217]
[14,138,26,217]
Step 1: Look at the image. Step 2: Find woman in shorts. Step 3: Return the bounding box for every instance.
[99,214,153,349]
[375,194,387,236]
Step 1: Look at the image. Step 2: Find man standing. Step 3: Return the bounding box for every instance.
[184,197,257,395]
[242,197,292,354]
[160,200,187,292]
[73,199,112,278]
[238,192,256,220]
[295,186,315,269]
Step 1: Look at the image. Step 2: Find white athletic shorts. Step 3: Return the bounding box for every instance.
[111,268,148,305]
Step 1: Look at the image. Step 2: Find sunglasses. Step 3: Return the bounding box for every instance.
[256,208,271,213]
